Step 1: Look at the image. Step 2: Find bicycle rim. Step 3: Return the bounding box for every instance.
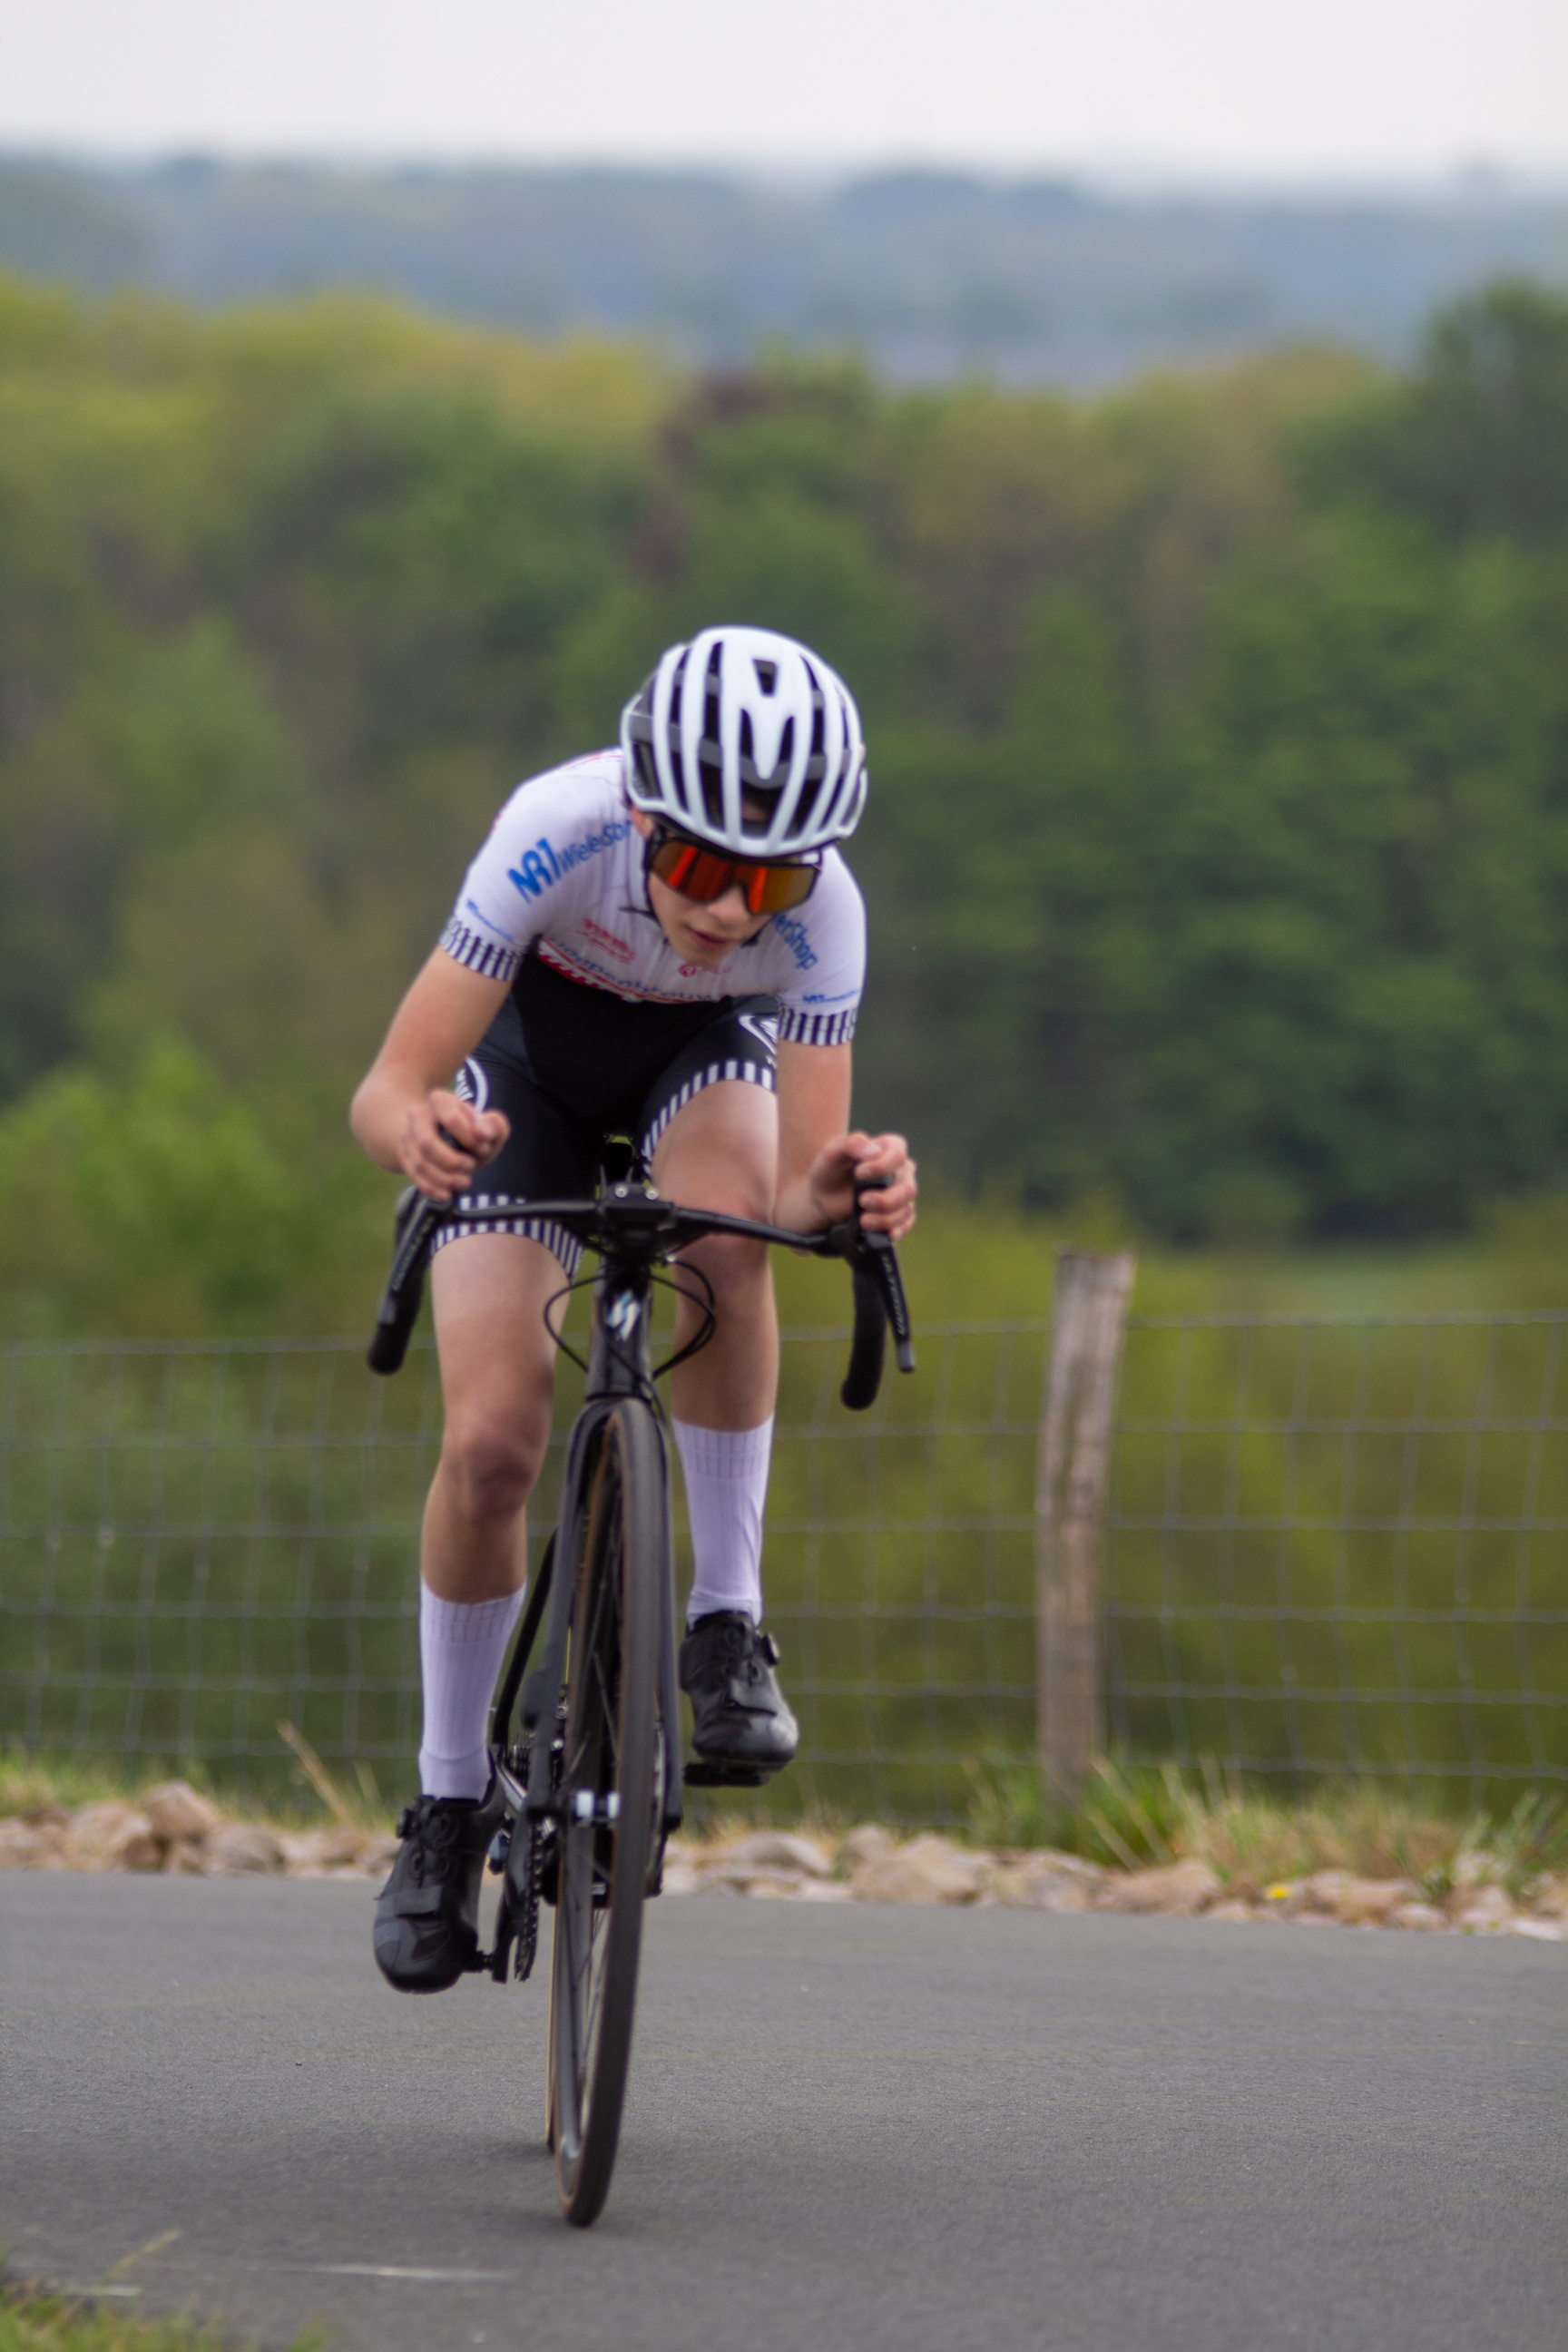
[549,1400,662,2226]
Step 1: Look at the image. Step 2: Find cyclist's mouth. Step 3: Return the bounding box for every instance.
[677,915,752,954]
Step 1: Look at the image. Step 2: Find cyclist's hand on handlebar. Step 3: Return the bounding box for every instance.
[808,1132,917,1240]
[397,1088,510,1201]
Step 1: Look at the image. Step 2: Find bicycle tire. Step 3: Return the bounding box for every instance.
[547,1398,663,2226]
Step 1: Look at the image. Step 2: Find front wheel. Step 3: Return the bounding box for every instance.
[548,1399,665,2226]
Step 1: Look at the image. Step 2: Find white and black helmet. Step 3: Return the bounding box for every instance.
[621,626,867,857]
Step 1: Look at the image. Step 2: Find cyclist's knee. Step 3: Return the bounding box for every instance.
[438,1415,545,1519]
[683,1228,770,1314]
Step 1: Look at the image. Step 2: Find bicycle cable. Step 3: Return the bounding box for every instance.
[541,1260,718,1398]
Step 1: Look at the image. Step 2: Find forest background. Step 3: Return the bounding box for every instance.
[3,267,1568,1341]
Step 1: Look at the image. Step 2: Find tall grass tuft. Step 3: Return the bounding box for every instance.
[962,1751,1568,1899]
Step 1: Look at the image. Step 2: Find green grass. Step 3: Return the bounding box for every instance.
[0,1745,387,1834]
[962,1753,1568,1900]
[0,2280,323,2352]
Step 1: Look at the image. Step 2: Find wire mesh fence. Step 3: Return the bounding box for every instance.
[0,1319,1044,1820]
[1107,1312,1568,1804]
[2,1310,1564,1821]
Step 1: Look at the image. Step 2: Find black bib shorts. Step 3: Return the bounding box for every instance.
[433,949,781,1279]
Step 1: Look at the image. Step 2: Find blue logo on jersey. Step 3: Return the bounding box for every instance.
[508,820,630,902]
[771,911,818,971]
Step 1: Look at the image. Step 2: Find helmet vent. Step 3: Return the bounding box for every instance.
[754,659,779,694]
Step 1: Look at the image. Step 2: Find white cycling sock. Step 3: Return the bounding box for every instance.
[674,1416,773,1627]
[417,1584,524,1800]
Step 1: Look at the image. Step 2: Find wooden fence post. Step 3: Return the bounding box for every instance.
[1036,1246,1136,1812]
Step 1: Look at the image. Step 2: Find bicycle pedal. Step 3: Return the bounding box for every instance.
[682,1758,773,1789]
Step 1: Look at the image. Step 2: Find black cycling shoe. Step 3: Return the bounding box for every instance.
[373,1776,505,1994]
[680,1611,799,1788]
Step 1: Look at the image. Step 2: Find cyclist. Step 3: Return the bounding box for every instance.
[349,625,916,1993]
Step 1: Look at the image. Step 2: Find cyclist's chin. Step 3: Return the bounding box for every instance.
[664,918,756,967]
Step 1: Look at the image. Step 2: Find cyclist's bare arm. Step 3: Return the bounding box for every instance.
[773,1040,917,1240]
[349,949,512,1199]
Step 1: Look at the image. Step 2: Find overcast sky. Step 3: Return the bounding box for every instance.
[3,0,1564,182]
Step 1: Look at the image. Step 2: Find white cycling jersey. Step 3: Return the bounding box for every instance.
[439,750,865,1047]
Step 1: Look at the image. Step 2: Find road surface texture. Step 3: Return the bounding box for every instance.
[3,1874,1563,2352]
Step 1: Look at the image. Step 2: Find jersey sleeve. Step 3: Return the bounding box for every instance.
[438,755,630,984]
[769,853,867,1046]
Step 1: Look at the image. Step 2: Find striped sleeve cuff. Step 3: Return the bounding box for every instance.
[439,915,521,984]
[778,1005,858,1046]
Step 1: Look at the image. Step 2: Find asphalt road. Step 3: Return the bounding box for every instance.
[3,1875,1563,2352]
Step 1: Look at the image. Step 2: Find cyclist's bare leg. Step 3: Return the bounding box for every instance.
[651,1079,779,1430]
[652,1080,797,1759]
[374,1234,560,1977]
[423,1231,560,1602]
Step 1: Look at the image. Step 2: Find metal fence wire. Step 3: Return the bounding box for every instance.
[1106,1312,1568,1801]
[1,1311,1564,1819]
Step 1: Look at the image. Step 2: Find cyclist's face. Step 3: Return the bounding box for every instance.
[630,807,776,969]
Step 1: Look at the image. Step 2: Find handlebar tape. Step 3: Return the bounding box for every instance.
[838,1175,916,1410]
[367,1186,442,1376]
[839,1261,888,1411]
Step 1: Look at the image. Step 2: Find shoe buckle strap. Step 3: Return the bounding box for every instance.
[384,1882,454,1918]
[724,1669,777,1715]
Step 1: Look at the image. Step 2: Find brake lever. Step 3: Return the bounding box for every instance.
[834,1175,916,1377]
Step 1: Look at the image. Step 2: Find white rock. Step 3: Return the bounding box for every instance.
[1293,1870,1353,1914]
[721,1830,834,1878]
[839,1823,894,1871]
[982,1860,1097,1912]
[1029,1880,1097,1914]
[853,1835,990,1906]
[1390,1902,1446,1931]
[1455,1885,1517,1932]
[659,1860,702,1896]
[60,1802,162,1872]
[1502,1916,1564,1941]
[1024,1847,1105,1884]
[162,1838,211,1874]
[142,1780,221,1843]
[0,1817,61,1867]
[1452,1849,1505,1892]
[1093,1859,1220,1916]
[208,1821,286,1875]
[279,1825,375,1873]
[1327,1876,1418,1926]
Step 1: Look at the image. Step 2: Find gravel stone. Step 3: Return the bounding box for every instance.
[1093,1859,1221,1916]
[143,1780,222,1843]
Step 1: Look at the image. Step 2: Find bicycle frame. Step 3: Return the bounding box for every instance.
[515,1195,686,1847]
[368,1173,915,1952]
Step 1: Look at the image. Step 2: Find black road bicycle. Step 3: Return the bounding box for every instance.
[367,1161,914,2227]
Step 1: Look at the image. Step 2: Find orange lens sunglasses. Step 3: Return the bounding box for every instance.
[646,827,821,915]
